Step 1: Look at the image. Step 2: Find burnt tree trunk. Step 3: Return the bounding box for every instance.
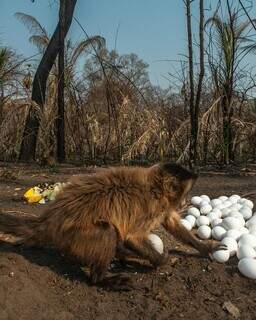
[19,0,77,161]
[193,0,205,165]
[57,0,66,162]
[186,0,205,168]
[185,0,195,167]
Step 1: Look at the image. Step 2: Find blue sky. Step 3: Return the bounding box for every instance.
[0,0,256,88]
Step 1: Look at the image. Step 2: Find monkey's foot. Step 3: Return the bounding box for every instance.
[151,252,169,269]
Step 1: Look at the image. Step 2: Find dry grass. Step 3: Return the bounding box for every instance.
[0,80,255,165]
[0,102,29,161]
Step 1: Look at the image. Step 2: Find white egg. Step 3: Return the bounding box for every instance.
[219,196,228,202]
[211,218,223,228]
[180,219,192,231]
[200,200,210,208]
[241,205,252,212]
[246,216,256,228]
[200,195,211,203]
[221,217,242,230]
[237,245,256,260]
[249,224,256,233]
[230,203,242,211]
[228,212,245,226]
[238,234,256,248]
[207,211,220,222]
[212,226,226,240]
[223,200,232,208]
[250,231,256,238]
[185,215,196,228]
[225,229,242,241]
[238,198,247,204]
[244,200,254,210]
[196,216,210,227]
[221,208,231,218]
[200,204,213,215]
[221,237,238,256]
[197,225,212,239]
[229,195,241,203]
[148,234,164,254]
[212,250,230,263]
[215,204,226,211]
[238,258,256,279]
[240,227,249,236]
[211,208,222,218]
[240,207,252,220]
[229,210,244,218]
[191,196,202,207]
[187,207,201,218]
[210,199,222,208]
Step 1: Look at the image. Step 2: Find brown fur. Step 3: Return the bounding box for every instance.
[0,163,222,284]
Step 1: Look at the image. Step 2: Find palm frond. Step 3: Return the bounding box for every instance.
[29,35,49,51]
[0,48,9,71]
[241,43,256,55]
[70,36,106,65]
[15,12,48,38]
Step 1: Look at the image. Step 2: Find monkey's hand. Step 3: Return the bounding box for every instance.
[198,241,228,259]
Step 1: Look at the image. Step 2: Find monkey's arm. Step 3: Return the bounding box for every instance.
[162,211,225,256]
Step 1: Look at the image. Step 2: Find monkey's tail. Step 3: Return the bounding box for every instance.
[0,212,41,244]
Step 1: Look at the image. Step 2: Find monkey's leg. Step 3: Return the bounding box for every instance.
[85,222,118,284]
[77,222,131,290]
[124,235,168,268]
[163,211,226,256]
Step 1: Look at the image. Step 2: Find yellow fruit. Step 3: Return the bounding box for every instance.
[24,187,43,203]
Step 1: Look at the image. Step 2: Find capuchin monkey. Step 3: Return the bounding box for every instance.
[0,163,225,286]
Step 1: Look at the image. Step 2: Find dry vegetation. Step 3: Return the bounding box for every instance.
[0,2,256,167]
[1,63,255,166]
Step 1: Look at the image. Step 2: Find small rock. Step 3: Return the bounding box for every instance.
[170,257,179,266]
[206,265,212,272]
[223,301,240,319]
[14,187,21,191]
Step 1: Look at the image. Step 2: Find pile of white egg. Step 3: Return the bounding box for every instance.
[180,194,256,280]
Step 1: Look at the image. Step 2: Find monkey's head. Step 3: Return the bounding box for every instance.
[150,162,198,211]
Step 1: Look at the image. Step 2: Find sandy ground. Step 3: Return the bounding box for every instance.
[0,164,256,320]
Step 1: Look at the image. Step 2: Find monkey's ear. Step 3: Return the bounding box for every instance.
[149,163,161,175]
[182,178,196,195]
[150,163,160,170]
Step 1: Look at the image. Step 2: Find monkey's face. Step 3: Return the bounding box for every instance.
[151,163,197,212]
[176,178,196,213]
[172,179,195,212]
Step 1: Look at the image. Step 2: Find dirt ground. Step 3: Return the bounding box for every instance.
[0,163,256,320]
